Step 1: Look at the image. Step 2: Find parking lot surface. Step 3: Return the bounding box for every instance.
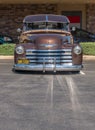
[0,59,95,130]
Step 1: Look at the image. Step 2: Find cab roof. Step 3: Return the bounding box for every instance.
[23,14,70,23]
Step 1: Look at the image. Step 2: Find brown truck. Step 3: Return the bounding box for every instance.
[13,14,83,72]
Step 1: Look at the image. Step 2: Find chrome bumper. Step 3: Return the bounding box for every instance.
[13,63,82,72]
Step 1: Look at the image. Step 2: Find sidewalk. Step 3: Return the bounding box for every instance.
[0,55,95,60]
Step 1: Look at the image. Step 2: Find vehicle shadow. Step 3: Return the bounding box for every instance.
[12,69,80,75]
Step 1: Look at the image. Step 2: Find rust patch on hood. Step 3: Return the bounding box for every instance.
[35,35,62,50]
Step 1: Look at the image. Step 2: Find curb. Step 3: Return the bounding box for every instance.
[0,56,14,59]
[83,55,95,60]
[0,55,95,60]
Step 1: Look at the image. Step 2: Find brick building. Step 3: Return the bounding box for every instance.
[0,0,95,41]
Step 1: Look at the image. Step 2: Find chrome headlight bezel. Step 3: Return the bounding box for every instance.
[15,46,24,54]
[73,45,82,55]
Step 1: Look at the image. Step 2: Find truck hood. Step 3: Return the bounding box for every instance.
[22,33,71,50]
[35,34,62,50]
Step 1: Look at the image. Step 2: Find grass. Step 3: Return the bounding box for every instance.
[80,42,95,56]
[0,44,15,55]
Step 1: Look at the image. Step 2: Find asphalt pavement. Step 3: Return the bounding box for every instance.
[0,59,95,130]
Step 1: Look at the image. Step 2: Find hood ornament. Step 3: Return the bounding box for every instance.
[40,43,57,48]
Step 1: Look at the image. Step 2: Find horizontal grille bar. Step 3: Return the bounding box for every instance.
[26,56,72,59]
[26,53,71,56]
[29,59,72,63]
[26,49,71,53]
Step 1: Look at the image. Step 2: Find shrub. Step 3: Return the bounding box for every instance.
[80,42,95,56]
[0,44,15,55]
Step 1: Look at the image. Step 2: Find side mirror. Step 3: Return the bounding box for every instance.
[17,28,22,33]
[71,26,76,31]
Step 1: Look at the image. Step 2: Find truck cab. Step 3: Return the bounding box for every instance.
[13,14,83,72]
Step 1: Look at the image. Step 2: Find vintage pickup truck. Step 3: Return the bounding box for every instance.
[13,14,83,72]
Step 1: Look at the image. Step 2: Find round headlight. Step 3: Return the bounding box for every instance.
[15,46,24,54]
[74,45,82,55]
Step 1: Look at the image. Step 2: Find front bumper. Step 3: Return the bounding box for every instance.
[13,63,83,72]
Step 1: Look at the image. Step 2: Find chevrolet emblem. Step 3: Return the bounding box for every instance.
[40,43,57,48]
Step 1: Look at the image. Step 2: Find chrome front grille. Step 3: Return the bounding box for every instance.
[26,49,72,64]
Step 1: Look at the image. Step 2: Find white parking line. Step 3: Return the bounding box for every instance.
[80,71,85,75]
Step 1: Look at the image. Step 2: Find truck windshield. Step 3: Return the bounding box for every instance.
[23,22,68,31]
